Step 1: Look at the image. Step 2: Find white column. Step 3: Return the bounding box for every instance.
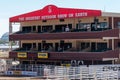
[112,60,115,64]
[9,22,12,34]
[53,25,55,30]
[9,22,13,51]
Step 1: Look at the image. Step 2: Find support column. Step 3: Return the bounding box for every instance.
[18,40,21,48]
[73,18,76,29]
[112,17,114,29]
[9,22,12,34]
[95,42,97,50]
[112,39,115,50]
[119,29,120,38]
[112,60,115,64]
[92,60,94,65]
[107,40,109,49]
[53,25,55,30]
[90,41,91,50]
[9,22,13,51]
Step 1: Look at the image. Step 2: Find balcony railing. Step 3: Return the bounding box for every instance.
[14,27,111,34]
[9,48,119,60]
[12,46,112,52]
[9,28,119,41]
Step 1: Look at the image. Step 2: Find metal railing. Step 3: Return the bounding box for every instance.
[1,64,119,80]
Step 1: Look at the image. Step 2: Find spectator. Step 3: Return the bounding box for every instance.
[65,25,70,32]
[48,45,53,51]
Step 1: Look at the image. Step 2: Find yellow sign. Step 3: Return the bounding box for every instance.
[18,52,27,58]
[38,53,48,58]
[13,71,21,75]
[61,64,71,67]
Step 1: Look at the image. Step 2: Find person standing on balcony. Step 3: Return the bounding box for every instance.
[65,25,70,32]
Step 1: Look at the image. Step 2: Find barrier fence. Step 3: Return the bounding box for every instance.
[1,64,120,80]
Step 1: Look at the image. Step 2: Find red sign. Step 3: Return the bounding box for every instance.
[10,5,101,22]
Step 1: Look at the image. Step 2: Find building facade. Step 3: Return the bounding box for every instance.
[9,5,120,66]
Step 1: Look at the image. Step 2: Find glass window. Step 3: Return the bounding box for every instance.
[117,22,120,28]
[76,23,90,29]
[100,22,107,28]
[118,22,120,25]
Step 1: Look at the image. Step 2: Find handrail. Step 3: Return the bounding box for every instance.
[12,27,112,34]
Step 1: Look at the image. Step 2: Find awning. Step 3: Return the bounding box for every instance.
[10,5,101,22]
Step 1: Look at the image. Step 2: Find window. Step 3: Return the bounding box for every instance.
[76,23,90,29]
[117,22,120,28]
[22,43,32,50]
[33,26,36,31]
[33,43,36,48]
[118,42,120,47]
[22,26,32,33]
[42,25,53,32]
[100,22,107,28]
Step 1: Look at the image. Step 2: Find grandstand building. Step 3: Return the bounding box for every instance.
[9,5,120,66]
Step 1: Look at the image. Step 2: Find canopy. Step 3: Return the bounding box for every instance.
[10,5,101,22]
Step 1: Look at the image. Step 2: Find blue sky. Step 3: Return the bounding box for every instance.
[0,0,120,37]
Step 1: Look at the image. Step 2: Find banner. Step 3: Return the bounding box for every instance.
[38,53,48,58]
[10,5,101,22]
[18,52,27,58]
[22,71,37,76]
[13,71,21,75]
